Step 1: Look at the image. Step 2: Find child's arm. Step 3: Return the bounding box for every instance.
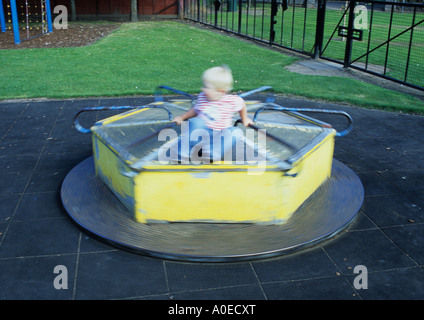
[173,108,197,125]
[238,101,253,127]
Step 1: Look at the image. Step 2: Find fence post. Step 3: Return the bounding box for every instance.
[270,0,278,43]
[214,0,220,26]
[314,0,326,58]
[238,0,242,34]
[343,0,356,68]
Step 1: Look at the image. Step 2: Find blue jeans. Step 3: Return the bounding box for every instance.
[178,117,241,162]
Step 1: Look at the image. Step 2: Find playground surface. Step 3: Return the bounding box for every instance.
[0,94,423,300]
[0,22,120,49]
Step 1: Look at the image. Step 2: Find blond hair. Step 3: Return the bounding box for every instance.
[202,65,233,92]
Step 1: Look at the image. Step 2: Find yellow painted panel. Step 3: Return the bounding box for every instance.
[284,132,335,214]
[91,106,336,225]
[133,132,334,224]
[134,170,291,224]
[93,135,135,212]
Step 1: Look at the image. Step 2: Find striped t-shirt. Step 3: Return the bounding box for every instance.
[193,92,244,130]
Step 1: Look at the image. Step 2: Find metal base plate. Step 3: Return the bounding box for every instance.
[61,157,364,262]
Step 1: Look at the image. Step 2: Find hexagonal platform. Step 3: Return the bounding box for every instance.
[61,93,363,262]
[89,101,337,224]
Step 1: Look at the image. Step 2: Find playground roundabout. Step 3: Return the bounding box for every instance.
[61,86,364,262]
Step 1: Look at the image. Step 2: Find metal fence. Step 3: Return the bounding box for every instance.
[183,0,424,91]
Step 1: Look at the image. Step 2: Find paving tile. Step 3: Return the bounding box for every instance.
[357,171,404,196]
[165,262,258,293]
[0,173,31,195]
[35,151,85,173]
[0,254,76,300]
[0,138,47,156]
[364,109,424,128]
[75,251,168,299]
[43,130,92,155]
[5,117,54,139]
[405,191,424,213]
[383,170,424,193]
[0,194,21,222]
[26,169,70,193]
[98,97,137,107]
[62,99,100,110]
[349,120,396,140]
[0,154,39,175]
[0,102,28,120]
[26,152,87,193]
[375,133,424,154]
[333,150,373,174]
[77,233,119,253]
[0,119,17,139]
[382,224,424,265]
[252,248,339,283]
[20,101,63,120]
[171,284,266,300]
[133,96,157,106]
[0,218,80,258]
[345,267,424,300]
[1,96,423,300]
[0,222,6,237]
[323,229,417,273]
[262,276,359,300]
[13,191,67,221]
[346,210,378,231]
[364,151,422,172]
[399,150,424,169]
[362,193,424,228]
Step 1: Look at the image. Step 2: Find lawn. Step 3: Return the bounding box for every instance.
[1,20,423,114]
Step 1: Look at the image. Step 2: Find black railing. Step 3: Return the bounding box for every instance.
[184,0,424,91]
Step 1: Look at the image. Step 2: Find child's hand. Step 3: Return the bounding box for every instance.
[173,116,183,125]
[242,118,254,127]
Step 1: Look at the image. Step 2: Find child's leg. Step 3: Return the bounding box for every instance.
[211,127,244,162]
[179,117,212,162]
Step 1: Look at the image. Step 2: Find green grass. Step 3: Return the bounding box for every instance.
[0,21,423,114]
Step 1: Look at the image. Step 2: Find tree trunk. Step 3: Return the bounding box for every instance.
[131,0,138,22]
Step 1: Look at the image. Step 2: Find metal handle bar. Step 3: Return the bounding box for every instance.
[234,119,297,152]
[238,86,274,98]
[73,105,174,134]
[253,105,353,137]
[73,106,137,133]
[155,85,196,101]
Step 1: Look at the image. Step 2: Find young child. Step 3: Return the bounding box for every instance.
[173,66,253,161]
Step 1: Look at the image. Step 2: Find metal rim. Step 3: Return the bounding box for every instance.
[61,157,364,262]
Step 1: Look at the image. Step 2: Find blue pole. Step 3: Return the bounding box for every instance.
[0,0,6,32]
[10,0,20,44]
[45,0,53,33]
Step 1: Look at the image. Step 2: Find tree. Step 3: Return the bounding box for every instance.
[131,0,138,22]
